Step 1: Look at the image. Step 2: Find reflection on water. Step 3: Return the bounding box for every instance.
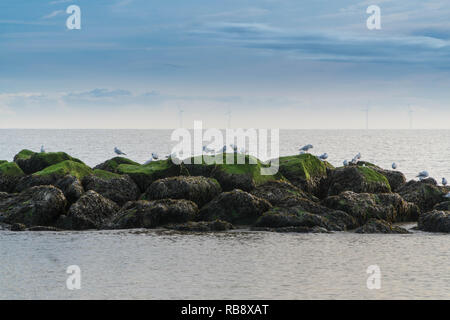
[0,228,448,299]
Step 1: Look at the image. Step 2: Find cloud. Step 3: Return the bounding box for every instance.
[42,10,64,19]
[66,88,132,99]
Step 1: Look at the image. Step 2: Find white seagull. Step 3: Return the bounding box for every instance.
[392,163,397,170]
[299,144,313,153]
[114,147,126,156]
[442,177,447,186]
[152,152,159,160]
[319,153,328,161]
[343,160,349,166]
[40,145,45,153]
[416,171,429,181]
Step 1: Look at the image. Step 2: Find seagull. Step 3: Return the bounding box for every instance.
[444,192,450,198]
[152,152,159,160]
[416,171,429,181]
[222,145,227,153]
[392,163,397,170]
[114,147,126,156]
[299,144,313,153]
[442,178,447,186]
[350,153,361,165]
[40,145,45,153]
[144,158,153,165]
[319,153,328,160]
[343,160,349,166]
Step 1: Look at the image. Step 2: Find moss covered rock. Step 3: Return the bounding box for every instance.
[198,189,271,225]
[144,176,222,207]
[322,191,419,226]
[0,186,67,226]
[117,159,185,192]
[397,179,447,212]
[93,157,139,173]
[112,199,199,229]
[185,153,282,192]
[14,150,84,174]
[250,180,318,205]
[57,190,120,230]
[0,162,25,193]
[355,219,410,234]
[279,153,327,196]
[82,174,140,206]
[326,166,391,196]
[356,162,406,191]
[34,160,93,180]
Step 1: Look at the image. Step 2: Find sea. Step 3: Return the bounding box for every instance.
[0,129,449,299]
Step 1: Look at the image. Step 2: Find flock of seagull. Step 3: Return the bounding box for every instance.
[38,144,449,196]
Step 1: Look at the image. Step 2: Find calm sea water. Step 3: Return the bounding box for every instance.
[0,129,449,299]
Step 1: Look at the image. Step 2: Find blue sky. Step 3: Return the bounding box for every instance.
[1,0,450,128]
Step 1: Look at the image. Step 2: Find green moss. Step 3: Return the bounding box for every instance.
[34,160,93,179]
[0,160,7,165]
[0,162,25,177]
[98,157,139,172]
[32,152,83,166]
[279,153,327,181]
[93,169,121,179]
[357,166,391,191]
[14,149,35,161]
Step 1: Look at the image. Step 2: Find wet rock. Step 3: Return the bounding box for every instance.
[322,191,419,226]
[14,150,84,175]
[10,223,26,231]
[326,166,391,196]
[198,189,271,225]
[363,164,406,191]
[0,186,67,226]
[56,191,120,230]
[250,180,318,205]
[165,220,233,232]
[82,174,140,206]
[433,201,450,211]
[418,210,450,233]
[112,199,199,229]
[144,176,221,207]
[254,208,334,231]
[278,153,328,196]
[93,157,140,173]
[355,219,410,234]
[397,179,447,212]
[0,162,25,193]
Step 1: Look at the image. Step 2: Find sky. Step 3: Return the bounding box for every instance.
[1,0,450,129]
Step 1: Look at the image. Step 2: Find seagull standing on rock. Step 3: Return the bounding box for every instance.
[152,152,159,160]
[319,153,328,161]
[392,163,398,170]
[416,171,429,181]
[40,145,45,153]
[442,177,447,186]
[299,144,313,153]
[114,147,127,156]
[343,160,349,166]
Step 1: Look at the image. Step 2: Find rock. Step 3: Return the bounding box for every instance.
[93,157,140,173]
[0,186,67,226]
[271,196,357,231]
[355,162,406,191]
[433,201,450,211]
[28,226,61,232]
[112,199,198,229]
[254,208,334,231]
[250,180,318,205]
[322,191,419,226]
[57,190,120,230]
[144,176,222,207]
[326,166,391,196]
[397,179,447,212]
[165,220,233,232]
[33,160,93,180]
[278,153,328,196]
[418,210,450,233]
[0,162,25,193]
[14,150,84,174]
[116,159,186,193]
[82,174,140,206]
[185,154,282,192]
[198,189,271,225]
[10,223,26,231]
[355,219,410,234]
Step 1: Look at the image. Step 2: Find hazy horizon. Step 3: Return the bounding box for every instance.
[1,0,450,129]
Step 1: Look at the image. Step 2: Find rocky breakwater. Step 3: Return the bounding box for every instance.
[1,150,449,234]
